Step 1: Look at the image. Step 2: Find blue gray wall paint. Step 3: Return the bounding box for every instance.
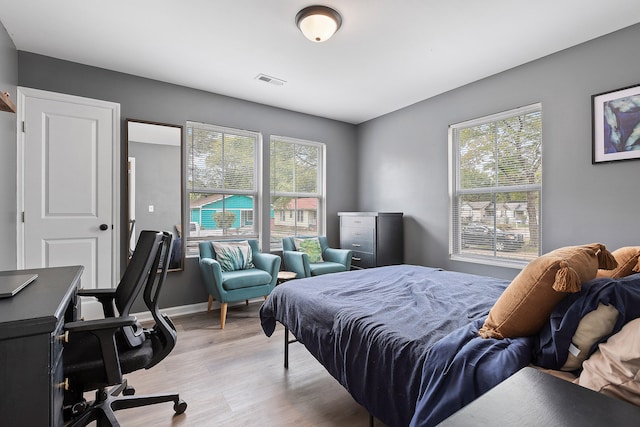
[358,23,640,280]
[0,22,17,270]
[15,50,358,310]
[2,20,639,307]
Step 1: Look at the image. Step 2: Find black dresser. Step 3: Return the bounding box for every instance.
[0,266,82,426]
[338,212,403,269]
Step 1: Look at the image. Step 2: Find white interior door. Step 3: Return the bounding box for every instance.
[17,88,120,316]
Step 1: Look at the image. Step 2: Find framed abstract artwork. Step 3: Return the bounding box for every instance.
[592,84,640,164]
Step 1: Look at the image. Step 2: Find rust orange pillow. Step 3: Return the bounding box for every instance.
[596,246,640,279]
[479,243,617,339]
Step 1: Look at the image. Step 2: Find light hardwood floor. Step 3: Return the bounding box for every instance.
[99,301,382,427]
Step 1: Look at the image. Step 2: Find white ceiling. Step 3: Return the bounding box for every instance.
[1,0,639,124]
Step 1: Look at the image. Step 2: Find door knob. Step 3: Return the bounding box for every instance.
[100,224,109,231]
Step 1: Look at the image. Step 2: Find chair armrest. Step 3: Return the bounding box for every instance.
[198,257,225,301]
[283,250,310,278]
[77,288,118,317]
[77,288,117,298]
[323,247,353,269]
[252,252,281,285]
[64,316,137,333]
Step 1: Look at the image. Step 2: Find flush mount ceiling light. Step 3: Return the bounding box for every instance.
[295,5,342,42]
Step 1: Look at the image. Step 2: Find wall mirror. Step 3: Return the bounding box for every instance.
[126,119,184,271]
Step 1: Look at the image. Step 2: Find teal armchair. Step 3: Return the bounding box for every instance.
[199,239,280,329]
[282,236,352,278]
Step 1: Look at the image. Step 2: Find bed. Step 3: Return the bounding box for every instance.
[260,260,640,426]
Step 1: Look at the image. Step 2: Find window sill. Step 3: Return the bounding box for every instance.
[450,253,528,270]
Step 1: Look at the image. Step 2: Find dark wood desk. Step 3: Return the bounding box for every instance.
[0,266,82,427]
[439,367,640,426]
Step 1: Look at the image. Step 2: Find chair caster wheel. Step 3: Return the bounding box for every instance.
[174,399,187,415]
[123,385,135,396]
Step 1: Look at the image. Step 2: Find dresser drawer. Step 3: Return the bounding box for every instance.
[341,215,375,229]
[341,225,374,241]
[350,251,375,269]
[341,228,374,253]
[344,239,374,253]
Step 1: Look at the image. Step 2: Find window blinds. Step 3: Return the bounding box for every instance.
[270,136,324,244]
[450,103,542,264]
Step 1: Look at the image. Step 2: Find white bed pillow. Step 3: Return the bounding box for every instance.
[576,317,640,406]
[561,303,619,371]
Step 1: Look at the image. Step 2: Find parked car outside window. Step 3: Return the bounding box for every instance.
[461,223,524,252]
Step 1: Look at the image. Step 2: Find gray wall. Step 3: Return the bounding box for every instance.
[358,23,640,280]
[0,22,18,270]
[15,52,359,310]
[5,21,640,308]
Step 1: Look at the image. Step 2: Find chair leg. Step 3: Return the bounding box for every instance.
[220,303,228,329]
[207,295,214,312]
[67,386,186,427]
[110,392,183,412]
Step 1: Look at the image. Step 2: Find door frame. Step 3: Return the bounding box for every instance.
[15,87,121,284]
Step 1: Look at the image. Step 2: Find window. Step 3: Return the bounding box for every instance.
[450,103,542,266]
[270,136,325,250]
[186,122,259,255]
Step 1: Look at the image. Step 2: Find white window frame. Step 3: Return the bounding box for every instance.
[186,121,261,255]
[449,103,542,268]
[270,135,326,251]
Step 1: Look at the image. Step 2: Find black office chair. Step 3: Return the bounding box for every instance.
[62,230,187,426]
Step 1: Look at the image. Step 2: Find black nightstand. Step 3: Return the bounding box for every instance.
[438,367,640,426]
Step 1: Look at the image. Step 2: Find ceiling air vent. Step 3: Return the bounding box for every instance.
[255,74,286,86]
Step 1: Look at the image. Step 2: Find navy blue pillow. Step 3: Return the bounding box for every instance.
[534,274,640,370]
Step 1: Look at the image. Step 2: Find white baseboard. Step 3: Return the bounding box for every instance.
[132,298,265,323]
[81,298,263,324]
[80,298,209,322]
[133,301,209,322]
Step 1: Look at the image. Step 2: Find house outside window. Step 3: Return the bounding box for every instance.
[186,122,259,256]
[449,103,542,267]
[270,136,325,250]
[242,210,254,227]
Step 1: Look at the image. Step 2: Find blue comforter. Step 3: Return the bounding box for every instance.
[411,272,640,426]
[409,320,533,426]
[260,265,640,427]
[261,265,511,426]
